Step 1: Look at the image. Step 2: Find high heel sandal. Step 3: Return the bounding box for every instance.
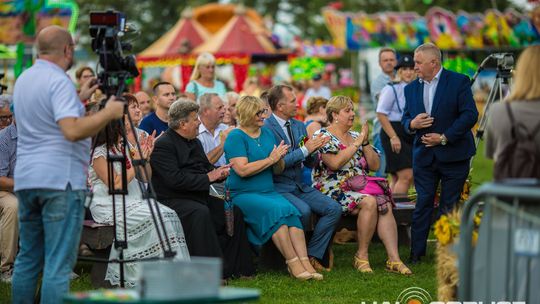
[286,257,313,281]
[353,255,373,273]
[385,260,412,276]
[300,257,324,281]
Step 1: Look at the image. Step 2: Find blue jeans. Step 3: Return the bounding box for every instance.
[12,184,85,304]
[279,189,342,260]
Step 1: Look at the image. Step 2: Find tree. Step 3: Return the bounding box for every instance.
[78,0,212,53]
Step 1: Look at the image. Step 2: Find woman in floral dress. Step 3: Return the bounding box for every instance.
[312,96,411,275]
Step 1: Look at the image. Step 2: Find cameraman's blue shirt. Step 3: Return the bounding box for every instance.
[13,59,90,191]
[139,112,168,136]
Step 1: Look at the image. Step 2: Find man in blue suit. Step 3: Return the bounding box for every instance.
[264,85,342,271]
[402,43,478,263]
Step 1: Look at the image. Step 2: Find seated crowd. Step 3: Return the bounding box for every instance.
[1,90,411,283]
[0,51,416,286]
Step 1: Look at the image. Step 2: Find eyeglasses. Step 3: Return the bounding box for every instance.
[256,108,268,117]
[0,115,12,122]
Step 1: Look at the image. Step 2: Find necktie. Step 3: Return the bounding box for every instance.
[284,121,295,145]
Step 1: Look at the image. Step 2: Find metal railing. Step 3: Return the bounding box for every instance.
[459,181,540,303]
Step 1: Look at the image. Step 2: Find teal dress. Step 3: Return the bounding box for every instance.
[224,127,302,245]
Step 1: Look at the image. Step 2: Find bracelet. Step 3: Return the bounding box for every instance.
[361,141,370,147]
[269,156,275,163]
[390,135,398,139]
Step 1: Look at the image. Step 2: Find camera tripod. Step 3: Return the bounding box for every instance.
[83,77,176,288]
[469,55,513,167]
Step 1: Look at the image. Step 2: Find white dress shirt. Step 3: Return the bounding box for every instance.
[420,67,442,115]
[197,122,229,166]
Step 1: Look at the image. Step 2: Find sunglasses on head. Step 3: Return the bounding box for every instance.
[256,108,268,117]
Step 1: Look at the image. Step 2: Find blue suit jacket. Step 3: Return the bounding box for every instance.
[264,115,316,193]
[401,69,478,167]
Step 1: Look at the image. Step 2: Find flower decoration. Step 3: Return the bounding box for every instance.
[298,135,309,148]
[434,209,483,246]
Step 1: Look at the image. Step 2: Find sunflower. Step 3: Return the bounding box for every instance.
[434,215,453,245]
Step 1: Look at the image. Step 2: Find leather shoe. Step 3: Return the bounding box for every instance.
[408,254,421,264]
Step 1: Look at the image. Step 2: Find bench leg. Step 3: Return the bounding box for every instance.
[90,247,113,288]
[397,224,411,247]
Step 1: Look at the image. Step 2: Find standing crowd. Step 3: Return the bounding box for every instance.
[1,24,539,303]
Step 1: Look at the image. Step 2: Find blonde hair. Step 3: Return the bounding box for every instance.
[395,67,415,83]
[326,96,353,123]
[190,52,216,81]
[236,95,263,127]
[306,96,328,115]
[507,45,540,102]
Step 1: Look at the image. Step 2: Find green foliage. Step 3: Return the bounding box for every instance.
[289,57,325,81]
[78,0,212,53]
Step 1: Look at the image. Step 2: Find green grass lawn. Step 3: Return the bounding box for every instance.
[0,143,494,303]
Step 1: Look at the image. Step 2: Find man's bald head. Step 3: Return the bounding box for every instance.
[37,26,73,56]
[135,91,153,116]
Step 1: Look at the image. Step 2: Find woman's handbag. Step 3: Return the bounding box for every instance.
[343,174,394,214]
[344,175,388,196]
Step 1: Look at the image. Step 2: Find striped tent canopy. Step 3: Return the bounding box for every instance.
[137,8,210,67]
[193,6,276,56]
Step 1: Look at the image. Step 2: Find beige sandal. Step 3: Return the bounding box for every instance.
[285,257,313,281]
[300,257,323,280]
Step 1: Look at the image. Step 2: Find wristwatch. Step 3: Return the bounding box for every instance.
[440,134,448,146]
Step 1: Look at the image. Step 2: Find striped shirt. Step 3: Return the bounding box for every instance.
[0,123,17,178]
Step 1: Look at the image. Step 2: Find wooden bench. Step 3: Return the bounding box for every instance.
[79,201,418,276]
[259,200,416,270]
[79,220,114,288]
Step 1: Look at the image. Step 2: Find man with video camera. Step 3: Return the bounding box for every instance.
[11,25,124,304]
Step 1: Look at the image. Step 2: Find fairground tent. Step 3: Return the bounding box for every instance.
[136,4,285,91]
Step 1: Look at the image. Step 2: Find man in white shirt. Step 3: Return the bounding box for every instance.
[197,93,234,167]
[370,48,397,177]
[12,25,124,303]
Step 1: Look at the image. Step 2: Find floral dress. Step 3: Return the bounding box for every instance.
[312,128,379,214]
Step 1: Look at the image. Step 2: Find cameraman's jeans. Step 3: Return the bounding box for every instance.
[372,119,386,177]
[12,184,85,304]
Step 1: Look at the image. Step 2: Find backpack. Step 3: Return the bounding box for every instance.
[493,103,540,180]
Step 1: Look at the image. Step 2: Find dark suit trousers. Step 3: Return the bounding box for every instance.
[411,158,470,256]
[161,196,255,278]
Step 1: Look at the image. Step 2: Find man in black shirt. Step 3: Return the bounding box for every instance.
[150,100,255,279]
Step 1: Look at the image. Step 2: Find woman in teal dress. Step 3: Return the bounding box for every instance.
[224,96,322,281]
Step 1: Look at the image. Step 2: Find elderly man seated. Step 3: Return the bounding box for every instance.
[150,99,255,280]
[0,97,17,283]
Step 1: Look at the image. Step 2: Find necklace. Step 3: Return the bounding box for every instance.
[240,127,262,147]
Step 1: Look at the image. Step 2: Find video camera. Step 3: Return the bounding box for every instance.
[89,10,139,98]
[490,53,514,73]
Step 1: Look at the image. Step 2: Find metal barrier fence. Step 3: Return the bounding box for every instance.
[459,181,540,303]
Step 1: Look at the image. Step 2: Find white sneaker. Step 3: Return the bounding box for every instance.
[0,269,13,283]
